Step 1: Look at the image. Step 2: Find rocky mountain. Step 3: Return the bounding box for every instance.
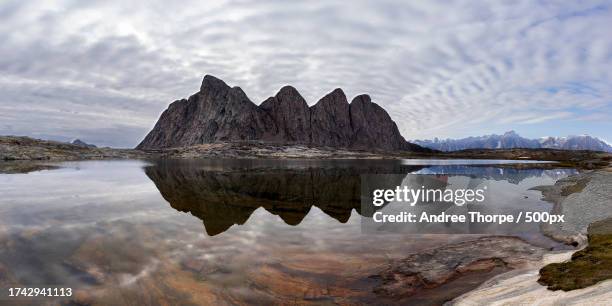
[71,139,97,148]
[414,131,612,152]
[137,75,427,152]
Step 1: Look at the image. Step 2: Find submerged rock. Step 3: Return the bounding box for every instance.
[373,236,545,298]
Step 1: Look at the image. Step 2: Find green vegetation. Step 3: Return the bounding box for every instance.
[539,218,612,291]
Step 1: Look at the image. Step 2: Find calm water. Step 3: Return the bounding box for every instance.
[0,159,577,305]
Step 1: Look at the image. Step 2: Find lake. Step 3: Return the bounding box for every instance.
[0,159,577,305]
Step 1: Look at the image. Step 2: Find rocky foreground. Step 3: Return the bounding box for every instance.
[532,169,612,245]
[448,169,612,305]
[450,251,612,305]
[372,237,546,298]
[368,163,612,304]
[0,136,149,161]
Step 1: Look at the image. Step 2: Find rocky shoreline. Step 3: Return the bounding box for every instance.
[448,168,612,305]
[151,141,392,159]
[368,163,612,304]
[0,136,149,161]
[531,169,612,245]
[448,250,612,305]
[3,136,611,164]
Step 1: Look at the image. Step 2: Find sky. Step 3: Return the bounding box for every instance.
[0,0,611,148]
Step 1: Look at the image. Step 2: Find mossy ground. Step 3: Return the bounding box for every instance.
[539,218,612,291]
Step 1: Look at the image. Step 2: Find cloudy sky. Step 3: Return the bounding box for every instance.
[1,0,611,147]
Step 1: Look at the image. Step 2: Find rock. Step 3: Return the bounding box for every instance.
[373,236,545,298]
[309,88,353,148]
[137,75,429,152]
[0,136,148,161]
[137,76,276,149]
[259,86,311,143]
[451,171,612,304]
[449,251,608,305]
[531,170,612,246]
[71,139,97,148]
[350,94,423,151]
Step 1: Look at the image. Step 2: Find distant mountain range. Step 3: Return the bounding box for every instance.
[137,75,429,152]
[413,131,612,152]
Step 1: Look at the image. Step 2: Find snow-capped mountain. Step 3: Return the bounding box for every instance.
[538,135,612,152]
[413,131,612,152]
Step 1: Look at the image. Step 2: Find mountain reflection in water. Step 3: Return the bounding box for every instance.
[144,159,423,235]
[0,159,579,305]
[143,159,577,236]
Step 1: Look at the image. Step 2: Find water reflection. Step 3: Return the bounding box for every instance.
[415,165,575,183]
[144,159,423,235]
[143,160,577,236]
[0,159,579,305]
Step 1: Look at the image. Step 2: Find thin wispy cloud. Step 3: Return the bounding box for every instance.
[0,0,610,147]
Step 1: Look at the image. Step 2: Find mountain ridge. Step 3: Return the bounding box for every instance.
[414,131,612,152]
[137,75,428,152]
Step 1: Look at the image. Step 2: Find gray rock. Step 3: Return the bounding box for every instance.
[1,136,148,161]
[532,170,612,246]
[373,236,545,298]
[137,76,276,149]
[309,88,353,148]
[350,94,422,151]
[71,139,96,148]
[137,75,429,152]
[259,85,311,143]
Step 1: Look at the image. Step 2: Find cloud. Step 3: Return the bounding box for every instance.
[0,0,611,146]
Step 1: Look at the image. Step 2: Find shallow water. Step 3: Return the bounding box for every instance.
[0,159,577,305]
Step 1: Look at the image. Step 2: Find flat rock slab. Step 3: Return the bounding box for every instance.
[373,236,545,298]
[533,170,612,245]
[450,251,612,306]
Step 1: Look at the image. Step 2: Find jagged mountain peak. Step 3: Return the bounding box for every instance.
[137,75,429,152]
[200,74,229,92]
[351,94,372,105]
[277,85,301,97]
[319,88,348,104]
